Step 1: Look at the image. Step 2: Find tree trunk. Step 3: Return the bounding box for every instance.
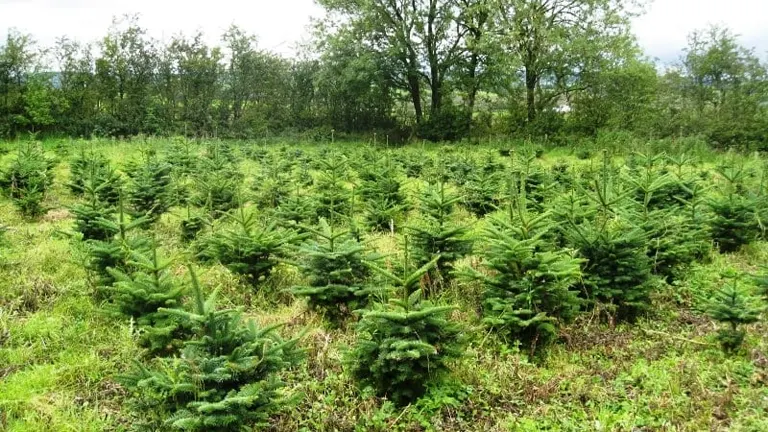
[467,51,480,124]
[408,71,423,123]
[431,74,442,115]
[525,66,537,123]
[407,47,423,123]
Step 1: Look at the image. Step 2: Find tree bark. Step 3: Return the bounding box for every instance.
[407,47,423,123]
[408,71,423,124]
[525,66,538,122]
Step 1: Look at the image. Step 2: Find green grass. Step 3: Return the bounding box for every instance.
[0,137,767,431]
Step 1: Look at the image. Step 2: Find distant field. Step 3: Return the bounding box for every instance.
[1,138,767,431]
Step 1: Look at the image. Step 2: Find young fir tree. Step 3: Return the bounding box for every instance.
[706,282,763,353]
[200,206,302,287]
[69,168,118,241]
[274,188,317,231]
[180,206,208,242]
[348,244,463,406]
[125,156,175,222]
[291,219,374,324]
[164,137,199,176]
[408,182,473,290]
[509,152,550,210]
[122,267,303,431]
[629,155,710,281]
[68,149,103,195]
[254,155,293,209]
[442,153,475,186]
[363,196,407,233]
[566,152,654,321]
[86,196,150,287]
[358,160,408,207]
[192,172,240,218]
[462,168,501,217]
[314,157,351,221]
[68,150,122,205]
[568,220,653,322]
[708,164,761,253]
[105,244,188,355]
[628,151,692,211]
[191,146,242,217]
[0,144,56,217]
[473,193,582,356]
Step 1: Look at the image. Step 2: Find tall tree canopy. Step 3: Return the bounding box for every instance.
[2,6,768,148]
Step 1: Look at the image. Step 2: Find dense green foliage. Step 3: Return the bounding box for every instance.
[705,282,763,352]
[104,245,188,355]
[409,182,473,289]
[0,144,55,217]
[3,8,768,148]
[198,206,301,286]
[349,254,464,405]
[474,201,582,355]
[125,156,174,222]
[123,268,303,431]
[291,219,373,323]
[2,138,768,431]
[84,198,150,287]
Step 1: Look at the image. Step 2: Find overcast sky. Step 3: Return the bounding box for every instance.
[1,0,767,65]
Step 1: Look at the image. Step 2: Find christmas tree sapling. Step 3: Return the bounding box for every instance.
[291,218,375,324]
[122,266,304,431]
[348,243,463,405]
[705,281,763,353]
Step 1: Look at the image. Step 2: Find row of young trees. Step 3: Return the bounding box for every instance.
[2,139,767,428]
[2,4,768,144]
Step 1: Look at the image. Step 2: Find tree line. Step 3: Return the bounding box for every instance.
[1,1,767,148]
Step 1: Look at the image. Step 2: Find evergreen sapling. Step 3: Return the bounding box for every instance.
[473,195,582,355]
[200,206,302,287]
[349,243,463,405]
[122,266,304,431]
[105,244,189,355]
[125,155,174,222]
[705,282,763,353]
[408,182,473,291]
[291,219,375,324]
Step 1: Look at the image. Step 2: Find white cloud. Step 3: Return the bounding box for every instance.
[1,0,767,63]
[634,0,768,64]
[0,0,324,55]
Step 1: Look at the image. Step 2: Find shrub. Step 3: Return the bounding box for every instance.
[291,219,374,324]
[122,267,303,431]
[705,282,762,353]
[417,105,470,142]
[349,254,463,405]
[199,207,302,287]
[408,182,473,290]
[473,201,582,355]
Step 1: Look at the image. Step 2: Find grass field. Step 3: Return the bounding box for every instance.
[1,138,767,431]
